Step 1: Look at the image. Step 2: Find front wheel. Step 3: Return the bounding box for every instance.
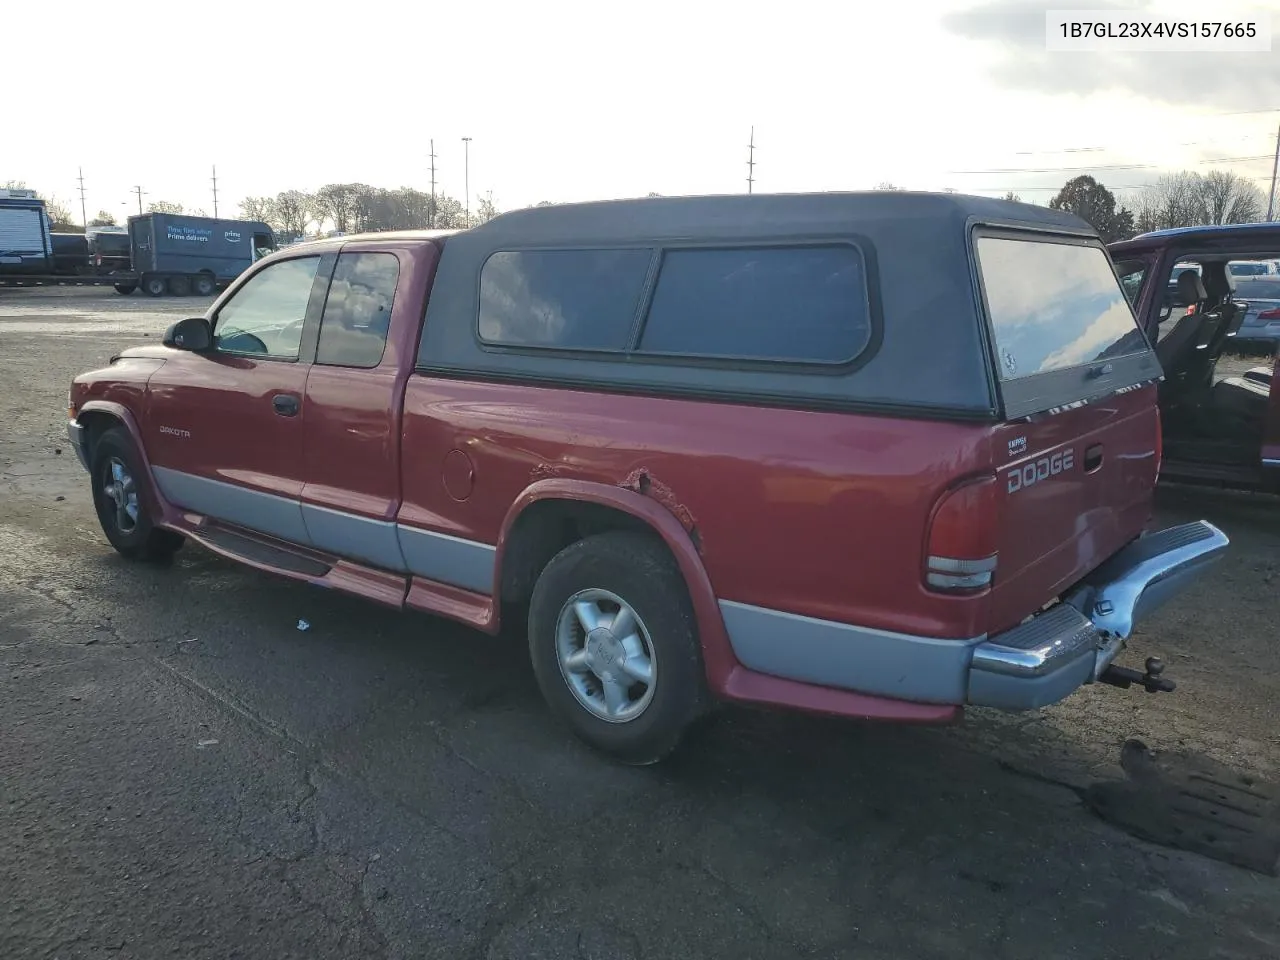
[527,531,706,764]
[90,427,184,561]
[142,274,167,297]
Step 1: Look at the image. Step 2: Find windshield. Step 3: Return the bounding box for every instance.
[976,235,1149,381]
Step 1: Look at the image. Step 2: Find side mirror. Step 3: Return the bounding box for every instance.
[163,316,213,352]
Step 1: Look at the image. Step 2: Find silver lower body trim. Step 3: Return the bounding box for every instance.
[149,466,496,593]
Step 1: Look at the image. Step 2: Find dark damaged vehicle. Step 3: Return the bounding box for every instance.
[68,193,1226,762]
[1110,223,1280,491]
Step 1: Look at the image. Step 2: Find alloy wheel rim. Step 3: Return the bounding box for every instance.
[554,588,657,723]
[101,457,140,534]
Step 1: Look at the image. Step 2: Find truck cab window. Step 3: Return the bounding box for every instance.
[315,252,400,368]
[213,256,322,359]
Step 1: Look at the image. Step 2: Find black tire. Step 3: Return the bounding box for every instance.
[167,275,191,297]
[142,274,167,297]
[527,531,706,764]
[192,273,216,297]
[90,426,184,562]
[113,283,137,295]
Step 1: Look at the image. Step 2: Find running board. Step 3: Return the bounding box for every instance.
[194,525,332,577]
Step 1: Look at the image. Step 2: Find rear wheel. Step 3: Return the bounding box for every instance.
[192,273,216,296]
[167,275,191,297]
[113,283,136,295]
[527,531,706,764]
[90,427,184,562]
[142,274,167,297]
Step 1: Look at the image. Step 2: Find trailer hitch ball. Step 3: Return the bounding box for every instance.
[1098,656,1177,694]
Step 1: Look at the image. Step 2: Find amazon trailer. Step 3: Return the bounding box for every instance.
[126,213,275,296]
[0,189,53,276]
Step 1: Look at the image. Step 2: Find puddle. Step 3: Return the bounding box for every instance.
[1087,739,1280,876]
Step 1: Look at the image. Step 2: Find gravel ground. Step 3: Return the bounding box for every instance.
[2,287,1278,959]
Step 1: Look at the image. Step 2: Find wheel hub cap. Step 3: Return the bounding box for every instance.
[585,627,626,681]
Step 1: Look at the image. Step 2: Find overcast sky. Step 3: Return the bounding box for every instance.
[9,0,1280,220]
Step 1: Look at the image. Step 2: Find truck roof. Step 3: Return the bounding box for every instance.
[470,191,1093,243]
[1111,221,1280,257]
[267,192,1093,259]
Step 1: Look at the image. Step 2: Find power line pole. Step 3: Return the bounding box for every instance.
[462,137,472,226]
[746,126,756,194]
[428,139,438,229]
[211,165,219,218]
[77,166,88,227]
[1268,121,1280,221]
[133,185,146,215]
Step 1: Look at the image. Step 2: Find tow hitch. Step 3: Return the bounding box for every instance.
[1098,657,1176,694]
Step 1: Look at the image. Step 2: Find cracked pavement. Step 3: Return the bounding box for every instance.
[2,288,1279,959]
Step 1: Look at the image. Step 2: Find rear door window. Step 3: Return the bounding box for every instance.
[975,236,1148,381]
[637,245,870,363]
[316,252,400,368]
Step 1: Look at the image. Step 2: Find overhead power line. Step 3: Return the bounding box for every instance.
[1014,133,1275,156]
[949,154,1274,176]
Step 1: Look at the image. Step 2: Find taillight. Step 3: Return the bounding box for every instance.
[925,475,998,592]
[1258,308,1280,320]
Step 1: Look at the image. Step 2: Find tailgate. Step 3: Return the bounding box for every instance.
[972,230,1163,633]
[987,387,1158,632]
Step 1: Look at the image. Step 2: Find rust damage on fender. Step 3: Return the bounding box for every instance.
[619,468,701,549]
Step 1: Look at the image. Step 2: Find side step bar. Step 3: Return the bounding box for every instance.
[194,525,332,578]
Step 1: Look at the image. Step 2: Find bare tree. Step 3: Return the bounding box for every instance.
[475,191,500,224]
[315,183,362,233]
[239,196,275,223]
[874,182,903,191]
[1004,191,1021,202]
[273,190,315,238]
[1198,170,1264,225]
[44,198,78,229]
[89,210,117,226]
[1133,172,1204,232]
[147,200,184,215]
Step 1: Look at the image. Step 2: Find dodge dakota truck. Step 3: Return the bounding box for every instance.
[69,192,1228,763]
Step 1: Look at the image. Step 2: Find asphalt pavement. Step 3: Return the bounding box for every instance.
[2,287,1279,959]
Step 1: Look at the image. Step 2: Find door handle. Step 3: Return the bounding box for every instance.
[272,394,300,417]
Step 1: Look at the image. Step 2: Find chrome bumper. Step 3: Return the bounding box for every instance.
[967,520,1229,710]
[68,420,90,471]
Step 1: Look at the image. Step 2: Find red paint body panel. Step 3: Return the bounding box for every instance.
[147,354,309,500]
[399,377,997,639]
[721,667,960,723]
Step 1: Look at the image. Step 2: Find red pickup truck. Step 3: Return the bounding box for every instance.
[69,193,1227,763]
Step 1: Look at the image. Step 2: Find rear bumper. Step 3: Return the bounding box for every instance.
[967,520,1229,710]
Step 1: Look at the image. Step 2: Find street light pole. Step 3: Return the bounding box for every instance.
[462,137,472,225]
